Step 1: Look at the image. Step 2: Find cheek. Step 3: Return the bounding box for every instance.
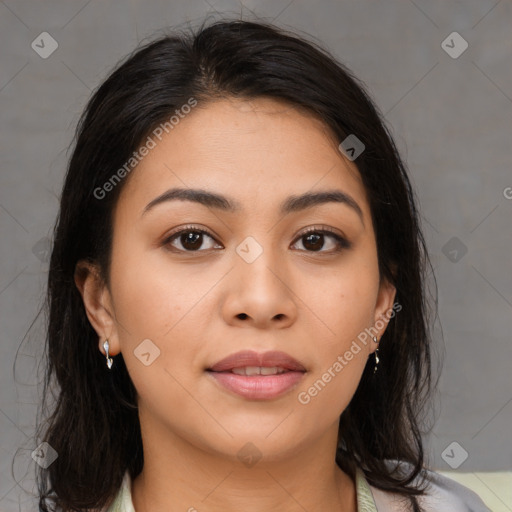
[295,262,378,345]
[296,341,368,423]
[109,236,199,338]
[292,265,377,416]
[108,241,212,390]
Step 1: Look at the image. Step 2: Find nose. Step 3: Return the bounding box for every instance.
[221,246,298,329]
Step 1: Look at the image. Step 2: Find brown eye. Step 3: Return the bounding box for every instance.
[292,228,351,253]
[178,231,204,251]
[302,232,325,251]
[163,226,221,252]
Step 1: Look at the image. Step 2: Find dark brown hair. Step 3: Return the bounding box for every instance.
[35,17,438,511]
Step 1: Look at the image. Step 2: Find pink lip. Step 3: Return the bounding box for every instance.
[207,371,305,400]
[207,350,306,372]
[206,350,307,400]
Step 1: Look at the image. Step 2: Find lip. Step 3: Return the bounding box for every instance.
[207,350,306,373]
[206,350,307,400]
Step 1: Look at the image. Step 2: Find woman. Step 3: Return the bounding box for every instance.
[36,18,491,511]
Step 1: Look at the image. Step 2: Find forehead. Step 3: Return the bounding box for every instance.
[116,97,369,219]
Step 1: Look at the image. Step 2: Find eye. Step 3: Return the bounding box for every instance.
[162,225,351,254]
[163,225,222,252]
[291,226,351,253]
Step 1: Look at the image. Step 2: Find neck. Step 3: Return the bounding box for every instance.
[131,414,356,512]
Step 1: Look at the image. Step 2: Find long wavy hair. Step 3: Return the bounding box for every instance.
[35,17,439,512]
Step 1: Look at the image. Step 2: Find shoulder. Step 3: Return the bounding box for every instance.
[366,462,492,512]
[415,468,492,511]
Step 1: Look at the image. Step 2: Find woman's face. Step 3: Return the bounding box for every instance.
[81,97,396,463]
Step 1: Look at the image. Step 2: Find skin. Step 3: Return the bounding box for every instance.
[76,97,396,512]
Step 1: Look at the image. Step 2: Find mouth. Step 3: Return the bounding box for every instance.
[206,350,306,400]
[207,349,307,373]
[217,366,292,376]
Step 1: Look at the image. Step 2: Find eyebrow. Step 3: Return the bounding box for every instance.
[142,187,364,225]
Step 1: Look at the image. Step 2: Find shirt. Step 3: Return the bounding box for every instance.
[105,465,491,511]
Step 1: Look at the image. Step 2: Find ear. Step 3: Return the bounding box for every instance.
[74,260,121,356]
[370,275,397,353]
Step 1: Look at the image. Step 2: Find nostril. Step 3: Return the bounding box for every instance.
[237,313,248,319]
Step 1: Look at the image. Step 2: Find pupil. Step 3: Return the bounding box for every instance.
[182,232,202,250]
[304,233,323,251]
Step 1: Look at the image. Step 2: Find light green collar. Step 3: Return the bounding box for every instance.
[356,466,379,511]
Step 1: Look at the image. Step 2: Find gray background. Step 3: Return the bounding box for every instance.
[0,0,511,510]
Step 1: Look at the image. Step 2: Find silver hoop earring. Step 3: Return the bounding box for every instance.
[103,340,113,369]
[372,336,379,374]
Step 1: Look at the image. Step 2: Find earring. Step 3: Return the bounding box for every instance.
[372,336,379,374]
[103,340,113,369]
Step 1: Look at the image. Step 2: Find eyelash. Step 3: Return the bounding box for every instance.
[162,224,351,254]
